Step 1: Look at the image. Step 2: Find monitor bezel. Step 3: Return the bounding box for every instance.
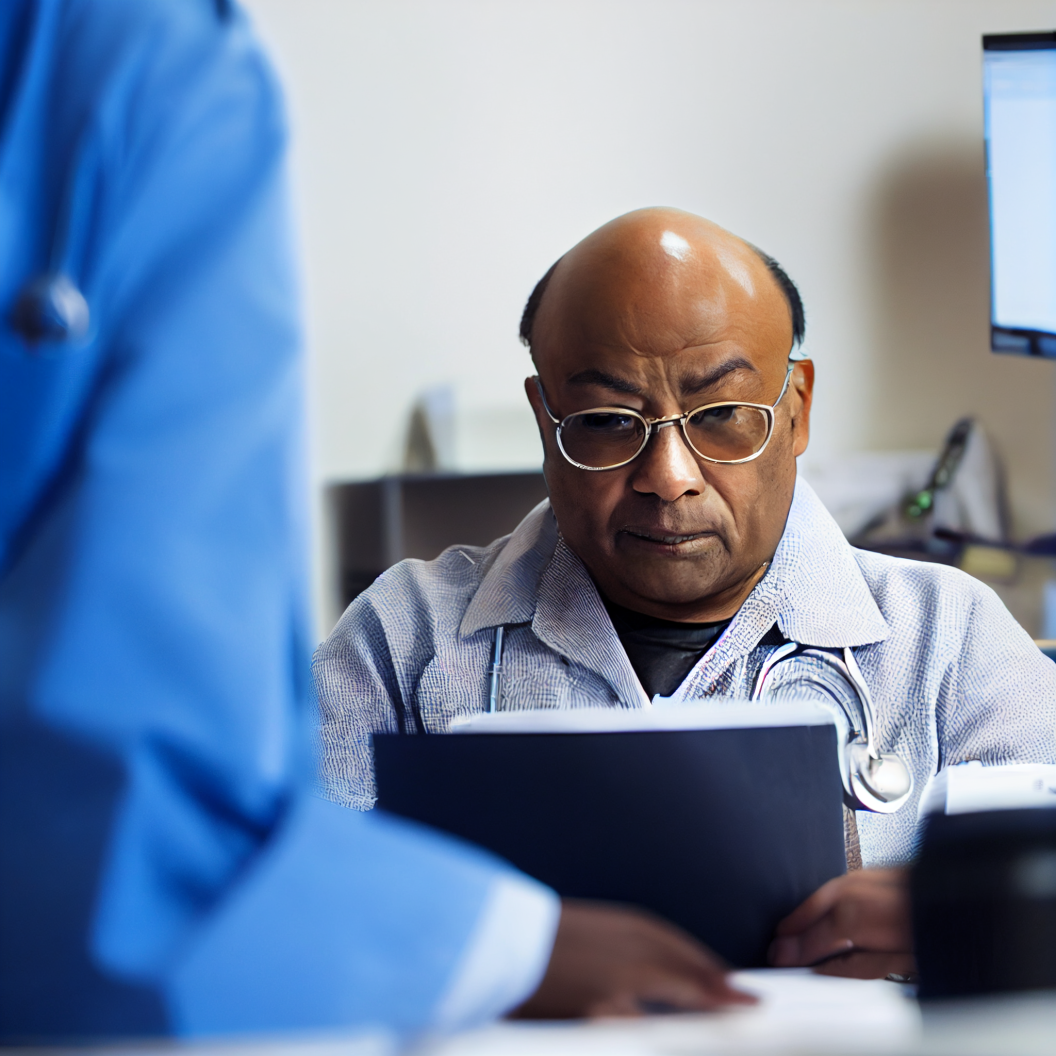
[984,31,1056,357]
[984,31,1056,52]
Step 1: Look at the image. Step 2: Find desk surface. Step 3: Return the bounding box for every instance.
[28,971,1056,1056]
[421,970,1056,1056]
[423,970,917,1056]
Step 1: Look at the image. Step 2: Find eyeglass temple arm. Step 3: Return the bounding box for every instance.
[774,362,795,408]
[533,376,561,424]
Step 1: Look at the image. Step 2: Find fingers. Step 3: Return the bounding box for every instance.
[585,972,753,1018]
[773,868,906,937]
[649,969,757,1011]
[771,889,904,966]
[586,905,757,1013]
[769,868,912,975]
[513,900,756,1020]
[772,874,846,937]
[770,931,854,968]
[620,909,758,1009]
[584,992,644,1018]
[811,951,917,980]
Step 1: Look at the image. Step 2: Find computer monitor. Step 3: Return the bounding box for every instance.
[984,32,1056,356]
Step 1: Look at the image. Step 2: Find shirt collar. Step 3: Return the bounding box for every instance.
[531,539,650,707]
[460,500,559,637]
[460,476,888,670]
[768,475,890,647]
[675,476,889,693]
[459,501,647,706]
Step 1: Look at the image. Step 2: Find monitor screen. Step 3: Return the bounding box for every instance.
[984,32,1056,356]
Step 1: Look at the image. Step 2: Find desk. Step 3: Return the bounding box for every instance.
[420,971,1056,1056]
[422,970,918,1056]
[37,972,1056,1056]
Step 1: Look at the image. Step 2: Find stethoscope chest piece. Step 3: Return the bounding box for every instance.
[751,642,913,814]
[10,272,89,349]
[847,742,913,814]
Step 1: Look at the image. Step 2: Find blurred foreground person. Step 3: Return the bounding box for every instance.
[0,0,750,1043]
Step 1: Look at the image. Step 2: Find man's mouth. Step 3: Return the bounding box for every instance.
[621,528,715,547]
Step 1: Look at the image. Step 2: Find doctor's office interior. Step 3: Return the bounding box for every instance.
[249,0,1056,637]
[9,0,1056,1050]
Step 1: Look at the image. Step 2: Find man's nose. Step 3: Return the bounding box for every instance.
[630,421,706,501]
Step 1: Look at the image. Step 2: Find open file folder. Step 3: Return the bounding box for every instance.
[373,702,846,967]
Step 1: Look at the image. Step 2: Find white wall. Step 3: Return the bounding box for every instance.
[242,0,1056,609]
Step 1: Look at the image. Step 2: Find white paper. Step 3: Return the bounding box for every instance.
[449,701,835,735]
[918,762,1056,817]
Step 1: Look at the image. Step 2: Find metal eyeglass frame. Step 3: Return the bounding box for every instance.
[534,361,795,472]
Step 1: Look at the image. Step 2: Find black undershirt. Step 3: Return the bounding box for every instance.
[603,599,732,699]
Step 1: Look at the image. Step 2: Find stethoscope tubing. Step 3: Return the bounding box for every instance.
[487,626,505,713]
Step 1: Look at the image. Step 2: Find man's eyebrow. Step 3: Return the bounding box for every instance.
[678,357,757,394]
[565,368,644,395]
[565,357,758,398]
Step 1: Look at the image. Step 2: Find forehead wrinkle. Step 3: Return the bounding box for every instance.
[563,354,759,404]
[565,368,645,396]
[675,356,758,395]
[612,286,747,361]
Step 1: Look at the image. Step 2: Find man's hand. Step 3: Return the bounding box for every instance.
[768,868,914,979]
[512,899,756,1019]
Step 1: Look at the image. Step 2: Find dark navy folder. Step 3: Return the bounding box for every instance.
[373,706,846,967]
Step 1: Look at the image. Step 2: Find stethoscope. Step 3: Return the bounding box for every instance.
[8,129,94,349]
[751,642,912,813]
[485,626,913,814]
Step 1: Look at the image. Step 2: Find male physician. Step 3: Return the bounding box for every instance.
[316,207,1056,978]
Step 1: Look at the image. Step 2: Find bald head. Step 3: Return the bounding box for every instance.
[521,207,815,622]
[520,208,804,358]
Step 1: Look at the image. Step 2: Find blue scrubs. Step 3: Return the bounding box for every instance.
[0,0,527,1040]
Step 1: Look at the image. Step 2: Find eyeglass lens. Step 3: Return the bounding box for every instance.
[559,404,772,468]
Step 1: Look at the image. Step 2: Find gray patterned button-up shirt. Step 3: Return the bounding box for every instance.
[315,478,1056,866]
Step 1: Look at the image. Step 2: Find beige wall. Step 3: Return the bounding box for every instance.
[244,0,1056,545]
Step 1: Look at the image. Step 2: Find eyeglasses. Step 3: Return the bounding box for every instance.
[536,362,794,471]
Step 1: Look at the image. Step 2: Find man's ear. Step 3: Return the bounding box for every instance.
[790,359,814,458]
[524,376,550,448]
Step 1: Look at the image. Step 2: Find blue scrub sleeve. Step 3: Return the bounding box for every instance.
[0,0,537,1039]
[169,799,519,1037]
